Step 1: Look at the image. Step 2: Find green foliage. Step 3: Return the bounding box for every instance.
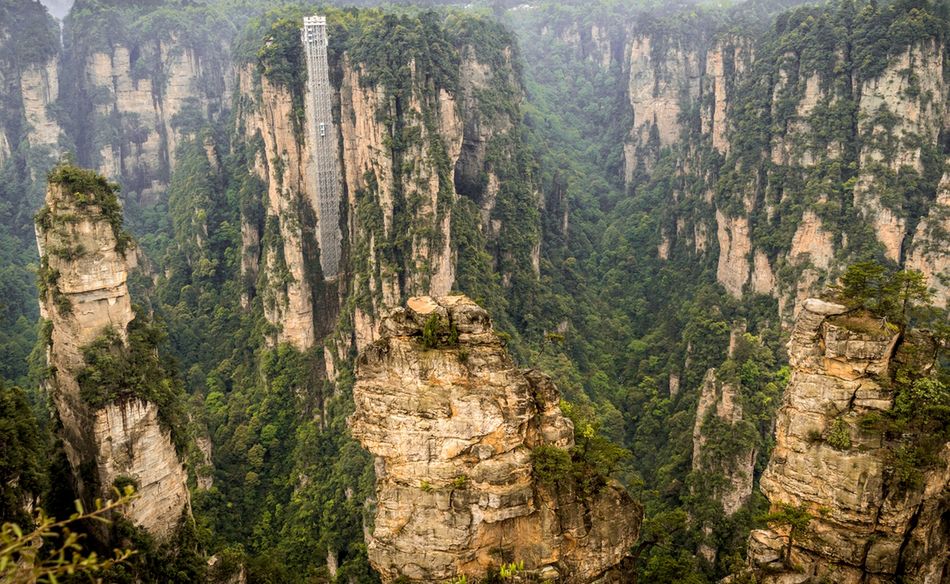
[761,503,813,566]
[531,445,572,488]
[76,311,189,451]
[560,400,630,498]
[833,260,933,325]
[0,382,47,527]
[45,162,132,253]
[878,337,950,492]
[0,0,59,67]
[421,314,459,349]
[826,417,852,450]
[0,489,137,584]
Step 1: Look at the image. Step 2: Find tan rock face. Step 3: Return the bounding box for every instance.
[350,296,641,583]
[625,36,701,181]
[93,399,189,540]
[36,179,188,540]
[691,369,754,519]
[339,59,461,318]
[716,209,751,298]
[788,210,834,271]
[238,66,318,350]
[20,58,61,153]
[83,37,231,201]
[702,38,750,155]
[906,168,950,308]
[751,250,776,296]
[749,299,949,583]
[855,41,947,263]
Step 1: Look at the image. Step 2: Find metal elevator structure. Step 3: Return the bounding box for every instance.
[301,15,342,279]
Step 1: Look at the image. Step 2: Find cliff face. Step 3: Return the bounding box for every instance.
[238,19,538,355]
[36,172,188,539]
[236,66,324,350]
[339,56,463,349]
[349,295,641,583]
[621,5,950,314]
[62,4,232,203]
[81,42,228,201]
[692,368,755,512]
[748,299,949,583]
[0,0,62,173]
[624,34,701,180]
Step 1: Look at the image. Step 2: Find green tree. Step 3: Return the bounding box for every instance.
[0,383,46,526]
[0,490,136,584]
[835,261,933,325]
[761,503,813,566]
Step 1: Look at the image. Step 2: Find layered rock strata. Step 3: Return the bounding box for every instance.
[350,295,641,583]
[36,173,188,539]
[81,39,231,201]
[748,298,949,583]
[614,12,950,313]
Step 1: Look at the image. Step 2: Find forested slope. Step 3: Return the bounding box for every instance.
[0,0,946,582]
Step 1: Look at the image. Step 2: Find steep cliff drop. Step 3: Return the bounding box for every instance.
[349,295,641,583]
[35,164,189,539]
[748,299,949,583]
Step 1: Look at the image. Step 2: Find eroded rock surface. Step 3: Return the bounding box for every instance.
[350,295,641,583]
[36,175,188,540]
[749,299,949,583]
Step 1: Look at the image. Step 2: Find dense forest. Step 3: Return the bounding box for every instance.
[0,0,947,582]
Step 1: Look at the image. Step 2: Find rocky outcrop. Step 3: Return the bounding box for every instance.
[237,67,322,350]
[855,41,947,263]
[350,295,641,583]
[20,58,61,154]
[626,8,950,315]
[702,37,751,156]
[716,209,752,298]
[93,399,190,537]
[690,326,758,565]
[748,298,949,583]
[36,170,188,539]
[239,21,536,355]
[339,57,462,349]
[691,369,755,519]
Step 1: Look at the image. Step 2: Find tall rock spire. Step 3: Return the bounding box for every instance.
[35,164,189,539]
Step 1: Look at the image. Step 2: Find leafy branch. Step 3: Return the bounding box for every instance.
[0,488,138,584]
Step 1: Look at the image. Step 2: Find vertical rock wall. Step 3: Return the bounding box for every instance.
[71,32,231,202]
[350,295,641,583]
[620,13,950,312]
[238,22,536,358]
[748,299,949,583]
[36,176,188,540]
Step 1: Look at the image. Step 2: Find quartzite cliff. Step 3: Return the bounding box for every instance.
[35,167,189,539]
[350,295,641,583]
[749,298,949,583]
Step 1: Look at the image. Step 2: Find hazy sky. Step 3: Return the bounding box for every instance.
[39,0,74,19]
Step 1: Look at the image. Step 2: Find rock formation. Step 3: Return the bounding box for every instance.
[610,5,950,314]
[71,32,232,202]
[350,295,641,583]
[690,325,759,564]
[748,298,949,583]
[624,34,701,180]
[237,19,539,358]
[36,166,188,539]
[0,0,62,172]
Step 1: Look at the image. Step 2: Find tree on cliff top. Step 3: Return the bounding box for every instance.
[833,261,933,326]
